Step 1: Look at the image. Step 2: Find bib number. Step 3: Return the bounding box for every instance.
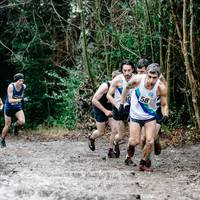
[139,96,150,104]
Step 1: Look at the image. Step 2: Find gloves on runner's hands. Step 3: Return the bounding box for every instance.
[159,115,169,124]
[21,97,30,103]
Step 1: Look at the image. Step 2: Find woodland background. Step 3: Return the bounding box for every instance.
[0,0,199,133]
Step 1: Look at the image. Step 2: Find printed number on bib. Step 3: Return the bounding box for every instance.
[139,96,150,104]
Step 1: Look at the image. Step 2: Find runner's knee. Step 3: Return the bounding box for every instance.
[146,138,154,145]
[116,131,126,140]
[5,121,11,128]
[98,130,105,137]
[18,119,25,126]
[129,137,139,146]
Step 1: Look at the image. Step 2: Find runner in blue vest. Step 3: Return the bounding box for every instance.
[1,73,28,147]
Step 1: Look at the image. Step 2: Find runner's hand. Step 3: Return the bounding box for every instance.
[21,97,30,103]
[159,115,169,124]
[23,97,29,102]
[105,110,112,117]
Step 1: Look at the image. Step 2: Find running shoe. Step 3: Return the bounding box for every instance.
[124,156,137,166]
[107,148,116,158]
[146,158,152,168]
[1,138,6,148]
[139,159,153,172]
[125,157,133,165]
[113,140,120,158]
[88,135,95,151]
[154,138,161,155]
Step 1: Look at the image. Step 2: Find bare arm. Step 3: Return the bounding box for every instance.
[92,83,112,116]
[159,73,167,86]
[106,77,119,108]
[159,83,169,117]
[7,84,22,104]
[120,85,130,105]
[120,74,141,104]
[0,98,3,110]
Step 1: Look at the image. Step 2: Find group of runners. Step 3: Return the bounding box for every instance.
[0,73,27,148]
[0,62,169,172]
[88,59,169,172]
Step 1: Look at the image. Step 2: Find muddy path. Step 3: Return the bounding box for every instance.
[0,134,200,200]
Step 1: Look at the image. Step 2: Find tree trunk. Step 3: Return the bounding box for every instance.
[159,0,164,69]
[166,34,172,106]
[169,0,200,129]
[189,0,199,78]
[144,0,155,62]
[182,0,200,128]
[79,0,96,87]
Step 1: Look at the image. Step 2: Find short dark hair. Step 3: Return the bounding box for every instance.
[120,59,134,72]
[137,58,149,69]
[13,73,24,82]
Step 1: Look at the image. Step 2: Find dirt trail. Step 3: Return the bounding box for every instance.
[0,134,200,200]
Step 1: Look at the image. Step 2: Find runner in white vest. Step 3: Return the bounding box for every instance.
[120,63,169,172]
[107,60,135,158]
[136,59,168,168]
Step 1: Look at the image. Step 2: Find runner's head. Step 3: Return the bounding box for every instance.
[147,63,161,76]
[13,73,24,85]
[137,58,149,74]
[120,59,134,81]
[146,63,161,86]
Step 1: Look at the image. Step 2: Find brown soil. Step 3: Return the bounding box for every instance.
[0,128,200,200]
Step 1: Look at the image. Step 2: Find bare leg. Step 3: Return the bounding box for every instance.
[15,110,25,126]
[113,120,126,157]
[88,121,106,151]
[140,127,146,149]
[108,118,117,149]
[12,110,26,135]
[139,120,156,172]
[1,115,12,147]
[154,123,162,155]
[125,121,141,165]
[1,115,12,139]
[114,120,126,143]
[90,122,106,140]
[142,120,156,160]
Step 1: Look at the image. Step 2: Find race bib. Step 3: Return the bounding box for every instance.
[139,95,150,104]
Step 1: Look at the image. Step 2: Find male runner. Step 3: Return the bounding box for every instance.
[120,63,169,171]
[88,70,121,157]
[107,59,135,158]
[1,73,28,147]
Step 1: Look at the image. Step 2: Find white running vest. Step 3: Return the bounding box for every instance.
[130,75,160,120]
[114,74,133,107]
